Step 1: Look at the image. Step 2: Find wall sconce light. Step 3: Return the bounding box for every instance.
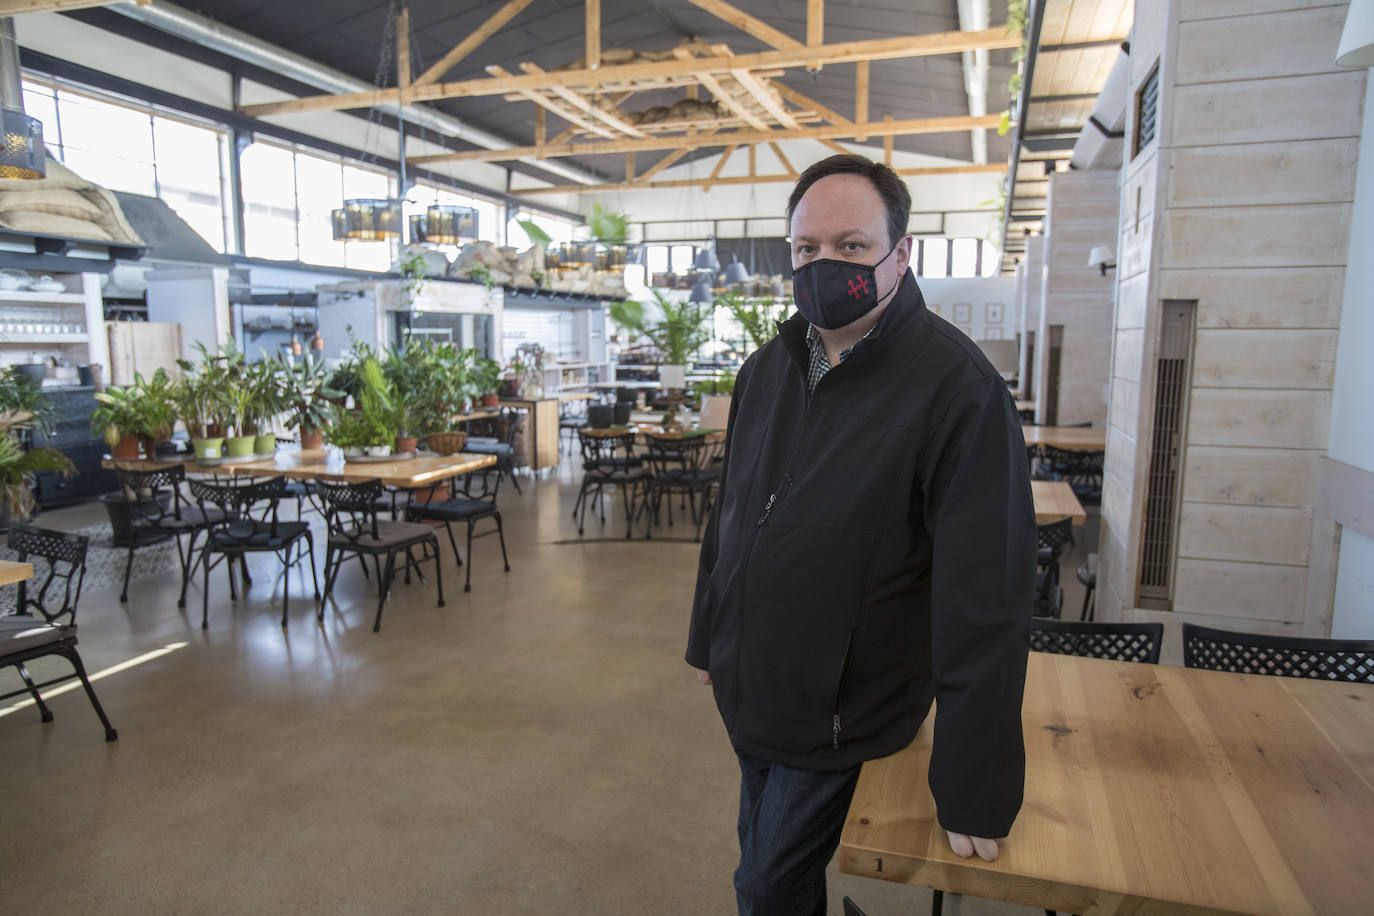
[1336,0,1374,67]
[1088,245,1116,276]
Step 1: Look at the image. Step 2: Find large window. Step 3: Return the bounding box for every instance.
[21,78,229,251]
[506,209,574,249]
[241,141,392,271]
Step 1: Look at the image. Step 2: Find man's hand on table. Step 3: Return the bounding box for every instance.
[693,667,712,685]
[945,831,1000,862]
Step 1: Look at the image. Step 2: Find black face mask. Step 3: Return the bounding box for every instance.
[792,241,902,330]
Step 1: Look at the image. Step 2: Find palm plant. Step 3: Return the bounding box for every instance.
[0,410,73,521]
[285,353,343,435]
[616,290,711,366]
[717,291,783,354]
[0,367,55,445]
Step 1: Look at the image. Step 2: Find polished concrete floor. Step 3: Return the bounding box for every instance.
[1,463,1083,915]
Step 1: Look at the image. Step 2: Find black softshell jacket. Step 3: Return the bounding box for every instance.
[686,270,1035,839]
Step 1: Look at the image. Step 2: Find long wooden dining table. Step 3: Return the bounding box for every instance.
[839,652,1374,915]
[106,449,496,489]
[1022,425,1107,450]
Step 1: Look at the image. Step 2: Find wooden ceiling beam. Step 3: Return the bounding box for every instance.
[769,142,797,178]
[672,47,770,131]
[518,62,646,137]
[637,146,695,182]
[0,0,148,12]
[855,60,869,140]
[397,4,411,102]
[486,65,617,140]
[807,0,824,69]
[704,144,738,191]
[683,0,802,51]
[513,163,1006,196]
[586,0,600,70]
[412,0,533,88]
[241,27,1022,117]
[883,114,894,164]
[730,69,799,129]
[771,83,853,129]
[410,114,1001,165]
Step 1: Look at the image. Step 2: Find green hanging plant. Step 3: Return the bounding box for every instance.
[518,219,553,247]
[589,202,630,244]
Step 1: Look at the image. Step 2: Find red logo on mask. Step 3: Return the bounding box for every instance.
[847,274,871,299]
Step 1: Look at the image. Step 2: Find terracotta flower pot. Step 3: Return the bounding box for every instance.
[480,393,500,408]
[111,433,141,459]
[299,428,324,449]
[395,435,418,455]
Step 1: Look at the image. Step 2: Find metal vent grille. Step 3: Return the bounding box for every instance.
[1134,64,1159,158]
[1139,303,1194,601]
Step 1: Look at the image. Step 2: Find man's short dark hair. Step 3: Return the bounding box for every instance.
[786,154,911,247]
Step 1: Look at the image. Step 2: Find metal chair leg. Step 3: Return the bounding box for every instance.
[373,551,397,632]
[15,662,53,722]
[431,534,445,607]
[120,541,135,602]
[55,645,117,741]
[495,512,510,573]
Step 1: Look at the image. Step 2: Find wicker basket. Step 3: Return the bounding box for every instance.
[426,430,468,455]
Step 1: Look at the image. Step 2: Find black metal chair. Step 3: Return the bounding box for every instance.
[1030,619,1164,664]
[643,433,723,542]
[465,408,524,494]
[1182,623,1374,682]
[406,466,511,593]
[1077,553,1097,621]
[574,430,651,538]
[315,478,444,632]
[115,465,225,608]
[188,476,320,629]
[1033,518,1075,618]
[1041,445,1104,506]
[0,525,117,741]
[559,401,589,456]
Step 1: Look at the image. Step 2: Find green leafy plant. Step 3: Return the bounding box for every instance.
[400,251,428,304]
[326,357,399,450]
[518,218,554,247]
[589,202,630,244]
[174,348,231,438]
[284,353,344,433]
[689,370,736,404]
[93,370,177,446]
[0,367,55,444]
[469,262,496,291]
[616,290,711,366]
[717,291,782,354]
[470,356,502,398]
[384,339,472,436]
[0,410,73,521]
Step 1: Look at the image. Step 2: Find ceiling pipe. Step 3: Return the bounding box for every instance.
[110,0,601,187]
[957,0,990,166]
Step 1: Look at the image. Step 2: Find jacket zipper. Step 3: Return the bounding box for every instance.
[833,628,856,749]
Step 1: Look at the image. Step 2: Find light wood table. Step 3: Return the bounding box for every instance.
[0,560,34,586]
[1032,480,1085,526]
[839,653,1374,915]
[1022,425,1107,450]
[228,449,496,489]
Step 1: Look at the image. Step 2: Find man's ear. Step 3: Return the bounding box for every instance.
[896,234,914,271]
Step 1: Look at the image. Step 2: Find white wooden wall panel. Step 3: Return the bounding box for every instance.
[1174,6,1348,84]
[1179,1,1339,22]
[1173,558,1309,623]
[1112,327,1143,383]
[1166,140,1359,208]
[1187,389,1333,449]
[1183,446,1318,508]
[1171,72,1366,147]
[1191,329,1338,389]
[1160,267,1346,328]
[1177,504,1314,565]
[1162,203,1353,269]
[1115,271,1149,330]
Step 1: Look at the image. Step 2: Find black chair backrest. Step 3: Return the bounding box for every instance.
[116,465,189,525]
[578,430,638,472]
[1030,619,1164,664]
[313,477,384,545]
[8,524,88,626]
[1043,445,1105,475]
[643,433,718,477]
[188,475,288,544]
[468,408,524,445]
[1182,623,1374,683]
[454,466,503,504]
[1036,517,1075,555]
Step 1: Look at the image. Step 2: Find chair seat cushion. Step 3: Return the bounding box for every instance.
[330,520,434,550]
[465,441,512,456]
[408,498,498,522]
[154,506,226,529]
[0,617,68,654]
[211,520,310,550]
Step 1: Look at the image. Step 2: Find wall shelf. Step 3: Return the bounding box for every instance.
[0,290,86,304]
[0,334,89,344]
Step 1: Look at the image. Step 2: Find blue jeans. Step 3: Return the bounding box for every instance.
[734,750,863,916]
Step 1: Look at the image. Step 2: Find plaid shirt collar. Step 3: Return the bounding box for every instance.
[804,322,879,394]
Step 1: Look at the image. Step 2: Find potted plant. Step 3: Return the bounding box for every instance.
[0,409,74,528]
[615,290,711,387]
[247,357,290,455]
[174,354,230,460]
[286,353,341,449]
[92,382,147,459]
[134,368,179,458]
[472,356,503,409]
[717,291,783,354]
[0,367,56,450]
[325,357,398,459]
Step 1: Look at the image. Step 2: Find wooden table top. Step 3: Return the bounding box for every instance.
[1022,426,1107,450]
[581,425,725,442]
[0,560,34,586]
[1032,480,1085,526]
[1015,399,1036,412]
[839,653,1374,916]
[106,449,496,489]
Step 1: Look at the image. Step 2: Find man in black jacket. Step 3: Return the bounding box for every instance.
[687,154,1036,915]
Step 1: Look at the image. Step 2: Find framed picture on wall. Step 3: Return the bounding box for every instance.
[984,327,1004,340]
[986,303,1004,324]
[953,302,971,323]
